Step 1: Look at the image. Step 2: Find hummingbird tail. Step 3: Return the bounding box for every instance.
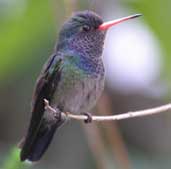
[19,118,65,162]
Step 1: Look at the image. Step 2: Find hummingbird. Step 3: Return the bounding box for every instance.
[19,10,141,162]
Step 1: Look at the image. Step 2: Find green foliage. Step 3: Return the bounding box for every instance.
[2,147,27,169]
[0,0,56,80]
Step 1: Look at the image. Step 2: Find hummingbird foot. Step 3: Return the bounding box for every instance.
[82,112,93,123]
[44,99,66,124]
[53,108,62,122]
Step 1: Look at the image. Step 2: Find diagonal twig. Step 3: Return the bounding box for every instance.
[44,99,171,122]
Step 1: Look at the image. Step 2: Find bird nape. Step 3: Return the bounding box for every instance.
[19,10,141,162]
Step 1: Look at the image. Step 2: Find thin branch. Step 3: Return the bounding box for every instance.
[44,99,171,122]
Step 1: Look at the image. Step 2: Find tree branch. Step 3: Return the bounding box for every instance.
[44,99,171,122]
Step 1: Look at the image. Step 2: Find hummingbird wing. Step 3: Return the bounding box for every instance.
[20,53,64,161]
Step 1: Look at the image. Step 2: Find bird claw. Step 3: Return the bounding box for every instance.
[49,107,67,124]
[53,108,62,121]
[83,112,93,123]
[44,99,66,123]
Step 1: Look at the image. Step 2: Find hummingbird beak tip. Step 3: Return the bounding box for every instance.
[98,13,142,31]
[131,13,143,18]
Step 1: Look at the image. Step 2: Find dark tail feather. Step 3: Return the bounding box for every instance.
[27,124,57,162]
[20,119,65,162]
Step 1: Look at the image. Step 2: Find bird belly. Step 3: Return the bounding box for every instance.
[52,67,104,114]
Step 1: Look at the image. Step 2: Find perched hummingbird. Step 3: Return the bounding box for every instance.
[19,10,141,162]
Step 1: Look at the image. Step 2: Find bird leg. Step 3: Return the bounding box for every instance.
[44,99,66,124]
[82,112,93,123]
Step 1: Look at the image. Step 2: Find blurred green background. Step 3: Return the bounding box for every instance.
[0,0,171,169]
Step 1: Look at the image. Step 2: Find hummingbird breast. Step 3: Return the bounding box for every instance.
[51,57,105,114]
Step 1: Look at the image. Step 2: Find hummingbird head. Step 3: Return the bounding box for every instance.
[56,10,105,59]
[56,10,142,60]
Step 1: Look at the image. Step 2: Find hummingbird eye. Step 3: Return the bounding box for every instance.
[82,25,91,32]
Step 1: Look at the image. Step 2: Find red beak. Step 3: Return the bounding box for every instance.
[98,14,142,31]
